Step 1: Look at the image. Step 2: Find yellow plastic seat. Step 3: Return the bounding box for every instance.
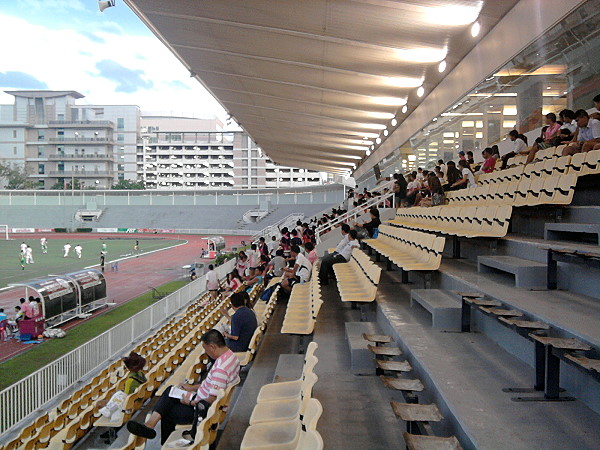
[256,356,318,403]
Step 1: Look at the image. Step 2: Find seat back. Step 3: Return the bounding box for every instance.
[302,398,324,431]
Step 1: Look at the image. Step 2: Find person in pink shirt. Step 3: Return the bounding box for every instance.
[527,113,561,163]
[19,298,32,320]
[304,242,318,265]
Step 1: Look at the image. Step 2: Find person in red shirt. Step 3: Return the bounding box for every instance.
[479,148,496,173]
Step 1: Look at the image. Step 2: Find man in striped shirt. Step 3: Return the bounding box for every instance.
[127,329,240,444]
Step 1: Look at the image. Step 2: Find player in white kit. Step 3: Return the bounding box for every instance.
[20,242,27,254]
[63,243,71,258]
[40,237,48,254]
[74,244,83,259]
[25,246,34,264]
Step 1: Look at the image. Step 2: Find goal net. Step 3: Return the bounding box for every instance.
[0,225,9,240]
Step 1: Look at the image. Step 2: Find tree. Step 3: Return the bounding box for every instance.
[49,178,82,190]
[111,179,145,190]
[0,162,37,189]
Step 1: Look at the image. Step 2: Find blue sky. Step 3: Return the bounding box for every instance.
[0,0,226,118]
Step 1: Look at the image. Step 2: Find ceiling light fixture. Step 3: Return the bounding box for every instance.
[366,149,371,156]
[438,60,447,73]
[376,137,382,144]
[383,129,389,136]
[373,97,408,106]
[471,21,481,37]
[402,105,408,114]
[391,118,398,127]
[417,86,425,97]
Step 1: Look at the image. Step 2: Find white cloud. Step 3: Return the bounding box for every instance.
[0,14,226,118]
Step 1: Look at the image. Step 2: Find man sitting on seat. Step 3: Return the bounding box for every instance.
[318,230,359,286]
[562,109,600,156]
[318,224,350,284]
[281,245,312,294]
[127,330,240,445]
[221,292,258,352]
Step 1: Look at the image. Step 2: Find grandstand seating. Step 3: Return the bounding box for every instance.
[332,248,381,303]
[281,265,323,335]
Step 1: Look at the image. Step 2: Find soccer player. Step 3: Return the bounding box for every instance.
[20,242,27,254]
[63,243,71,258]
[134,240,139,252]
[40,237,48,254]
[25,246,34,264]
[100,253,105,272]
[101,242,107,254]
[74,244,83,259]
[19,251,25,270]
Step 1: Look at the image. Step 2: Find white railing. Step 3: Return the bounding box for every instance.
[0,259,236,438]
[315,181,396,242]
[252,212,305,242]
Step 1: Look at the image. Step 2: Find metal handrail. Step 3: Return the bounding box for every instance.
[252,212,305,241]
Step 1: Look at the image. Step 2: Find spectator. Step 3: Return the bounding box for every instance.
[29,296,40,318]
[304,242,318,265]
[97,352,147,425]
[19,298,32,320]
[206,264,220,301]
[501,130,529,169]
[559,109,577,133]
[478,148,496,173]
[354,208,381,239]
[319,229,359,286]
[444,161,462,191]
[279,227,291,251]
[0,308,7,341]
[437,159,447,176]
[393,173,408,207]
[127,330,240,445]
[416,173,445,207]
[257,237,269,258]
[318,224,350,284]
[246,244,260,277]
[281,245,313,294]
[14,306,23,322]
[405,174,421,205]
[458,151,466,161]
[452,160,476,189]
[563,109,600,156]
[225,269,243,293]
[290,229,303,247]
[244,264,265,292]
[590,94,600,120]
[235,251,248,277]
[491,145,500,161]
[222,292,258,352]
[267,236,279,257]
[527,113,562,163]
[466,151,475,165]
[416,167,424,181]
[267,249,286,278]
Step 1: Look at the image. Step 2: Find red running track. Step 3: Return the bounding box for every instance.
[0,233,250,363]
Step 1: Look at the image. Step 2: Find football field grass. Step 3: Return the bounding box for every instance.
[0,236,186,288]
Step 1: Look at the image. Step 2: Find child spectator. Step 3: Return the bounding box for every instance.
[304,242,318,265]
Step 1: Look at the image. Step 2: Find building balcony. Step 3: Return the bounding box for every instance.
[48,120,115,128]
[48,137,114,144]
[47,170,114,177]
[47,153,114,161]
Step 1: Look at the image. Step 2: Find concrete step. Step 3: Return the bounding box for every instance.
[544,222,600,245]
[410,289,462,331]
[345,321,384,375]
[477,255,547,290]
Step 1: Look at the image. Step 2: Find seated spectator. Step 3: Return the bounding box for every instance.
[591,94,600,120]
[437,159,447,176]
[19,298,32,320]
[466,151,475,165]
[559,109,577,134]
[319,229,360,286]
[14,306,23,322]
[0,308,8,341]
[244,264,265,292]
[222,292,258,352]
[444,161,462,191]
[267,249,286,278]
[97,352,147,426]
[235,251,248,277]
[127,330,240,445]
[354,208,381,239]
[563,109,600,155]
[281,245,313,294]
[452,160,476,189]
[224,269,243,293]
[304,242,318,265]
[405,174,421,205]
[279,227,291,251]
[458,151,467,162]
[318,224,350,284]
[477,147,496,174]
[501,130,529,169]
[416,167,425,181]
[416,173,445,207]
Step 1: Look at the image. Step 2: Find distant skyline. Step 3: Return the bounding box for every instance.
[0,0,228,119]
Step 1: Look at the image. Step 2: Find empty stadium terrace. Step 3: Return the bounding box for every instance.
[1,1,600,450]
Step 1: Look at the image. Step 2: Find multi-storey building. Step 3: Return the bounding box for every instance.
[0,90,140,189]
[138,115,325,189]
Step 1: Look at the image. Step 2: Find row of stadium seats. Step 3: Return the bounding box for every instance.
[389,205,513,238]
[333,248,381,303]
[281,265,323,335]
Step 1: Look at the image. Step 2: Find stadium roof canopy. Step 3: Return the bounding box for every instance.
[125,0,519,174]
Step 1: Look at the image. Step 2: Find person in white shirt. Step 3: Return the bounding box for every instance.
[74,244,83,259]
[20,242,27,254]
[267,236,279,257]
[319,228,359,286]
[500,130,529,169]
[25,246,34,264]
[29,297,40,317]
[40,237,48,254]
[246,244,259,277]
[205,264,220,301]
[437,160,447,176]
[416,168,424,181]
[559,109,577,134]
[451,160,476,189]
[563,109,600,156]
[63,243,71,258]
[281,245,313,294]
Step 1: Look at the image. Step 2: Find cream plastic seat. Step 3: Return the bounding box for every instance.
[567,152,586,175]
[256,356,318,403]
[240,398,322,450]
[249,372,318,425]
[582,149,600,175]
[552,173,577,204]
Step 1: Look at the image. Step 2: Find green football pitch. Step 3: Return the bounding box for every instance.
[0,237,186,288]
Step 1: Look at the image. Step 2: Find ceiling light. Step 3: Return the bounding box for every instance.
[394,47,448,63]
[471,21,481,37]
[376,137,382,144]
[383,129,389,136]
[438,60,447,73]
[417,86,425,97]
[384,76,424,88]
[426,4,483,26]
[373,97,407,106]
[367,111,396,119]
[366,149,371,156]
[401,105,408,114]
[391,118,398,127]
[370,145,374,150]
[408,155,417,162]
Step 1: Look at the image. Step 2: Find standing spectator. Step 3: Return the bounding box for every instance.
[206,264,220,301]
[127,330,240,445]
[246,244,259,277]
[257,237,269,258]
[562,109,600,156]
[222,292,258,352]
[393,173,407,207]
[19,298,32,320]
[29,296,40,318]
[267,236,278,257]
